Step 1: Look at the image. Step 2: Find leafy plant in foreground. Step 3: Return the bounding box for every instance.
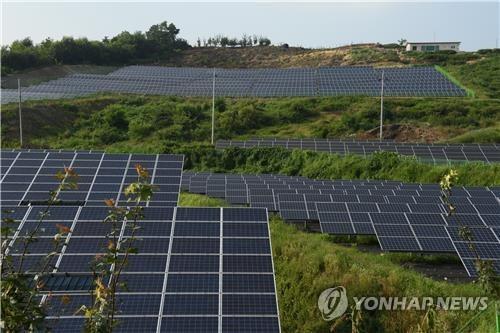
[79,164,155,332]
[440,170,499,296]
[1,167,78,332]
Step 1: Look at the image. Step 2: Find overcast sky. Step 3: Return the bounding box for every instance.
[2,1,499,51]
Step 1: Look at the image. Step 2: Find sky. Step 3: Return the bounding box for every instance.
[2,1,499,51]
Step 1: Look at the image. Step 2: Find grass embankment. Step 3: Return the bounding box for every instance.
[178,192,228,207]
[435,65,475,97]
[1,64,118,89]
[179,193,496,333]
[2,94,499,148]
[442,55,500,99]
[175,147,500,186]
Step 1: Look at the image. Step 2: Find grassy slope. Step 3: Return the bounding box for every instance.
[175,147,500,186]
[1,64,118,89]
[164,45,405,68]
[178,192,229,207]
[443,56,500,99]
[179,193,495,333]
[2,95,499,148]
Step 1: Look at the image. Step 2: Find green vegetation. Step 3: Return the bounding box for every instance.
[178,192,495,332]
[178,192,229,207]
[197,34,271,47]
[1,21,189,75]
[174,147,499,186]
[1,64,118,89]
[447,126,500,144]
[435,65,475,97]
[270,216,495,333]
[311,97,499,139]
[2,95,499,148]
[349,46,400,64]
[443,54,500,99]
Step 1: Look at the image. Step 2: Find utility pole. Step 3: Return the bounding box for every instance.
[211,68,216,145]
[379,70,384,141]
[18,78,23,147]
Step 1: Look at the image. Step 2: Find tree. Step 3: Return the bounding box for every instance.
[145,21,180,54]
[258,37,272,46]
[220,37,229,47]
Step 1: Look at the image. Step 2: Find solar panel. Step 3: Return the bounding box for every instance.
[2,65,466,104]
[216,139,499,164]
[181,171,498,277]
[6,206,280,332]
[1,151,183,208]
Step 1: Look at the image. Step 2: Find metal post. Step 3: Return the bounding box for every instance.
[18,78,23,147]
[379,70,384,141]
[211,68,215,145]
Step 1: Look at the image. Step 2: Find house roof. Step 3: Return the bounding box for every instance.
[405,41,461,45]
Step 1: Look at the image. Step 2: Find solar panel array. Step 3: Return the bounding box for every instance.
[1,150,281,332]
[216,139,500,164]
[4,206,280,332]
[181,171,500,277]
[1,151,184,207]
[1,65,465,103]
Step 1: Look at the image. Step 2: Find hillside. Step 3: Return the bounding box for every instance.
[2,94,499,149]
[162,44,407,68]
[3,46,499,97]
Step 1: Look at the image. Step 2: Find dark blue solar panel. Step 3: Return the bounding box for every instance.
[370,213,407,224]
[166,274,219,292]
[161,317,218,333]
[223,255,273,273]
[411,225,448,237]
[378,236,421,251]
[406,213,446,225]
[418,237,455,252]
[175,207,220,221]
[115,294,161,315]
[223,274,275,293]
[446,226,498,242]
[223,294,277,315]
[317,211,350,223]
[223,223,269,237]
[174,222,220,237]
[169,254,219,272]
[223,239,270,254]
[27,206,79,221]
[171,238,219,254]
[321,223,355,234]
[163,295,219,315]
[374,224,414,237]
[115,274,165,292]
[223,208,267,222]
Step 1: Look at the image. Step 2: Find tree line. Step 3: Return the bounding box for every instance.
[196,34,271,47]
[1,21,272,74]
[1,21,189,74]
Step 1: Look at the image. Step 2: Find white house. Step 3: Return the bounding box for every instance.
[405,41,460,52]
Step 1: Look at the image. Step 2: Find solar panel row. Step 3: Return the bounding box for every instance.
[1,65,466,104]
[181,171,500,277]
[1,151,184,207]
[216,139,500,163]
[3,206,280,333]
